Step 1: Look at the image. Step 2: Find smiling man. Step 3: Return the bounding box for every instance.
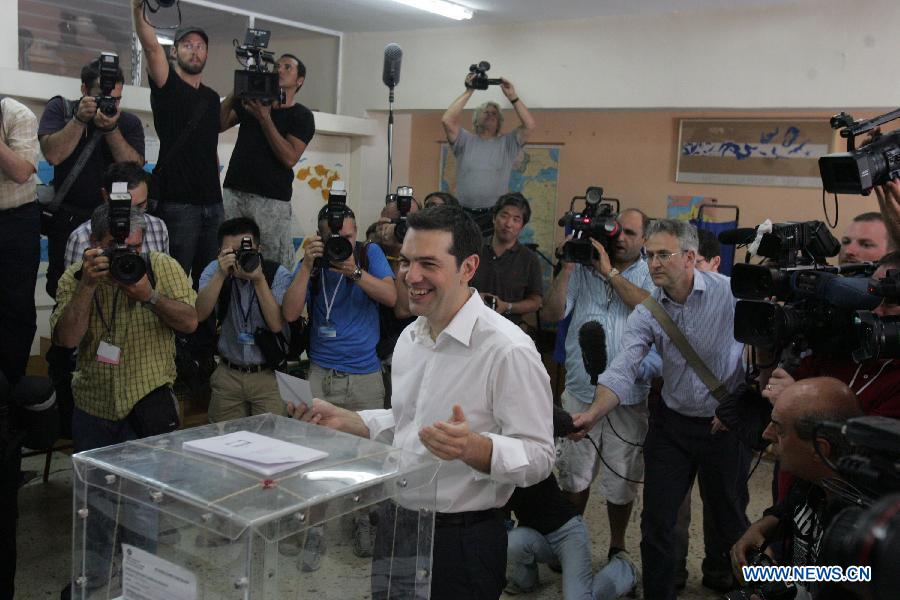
[572,219,750,600]
[290,205,553,600]
[470,192,543,325]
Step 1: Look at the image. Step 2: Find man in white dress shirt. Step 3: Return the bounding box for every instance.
[291,205,554,599]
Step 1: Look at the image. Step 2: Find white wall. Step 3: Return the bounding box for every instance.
[341,0,900,116]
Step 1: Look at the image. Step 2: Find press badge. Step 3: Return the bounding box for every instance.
[319,322,337,338]
[96,341,122,365]
[237,331,255,346]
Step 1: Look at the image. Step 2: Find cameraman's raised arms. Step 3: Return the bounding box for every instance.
[131,0,169,87]
[441,78,476,144]
[875,180,900,250]
[499,78,536,145]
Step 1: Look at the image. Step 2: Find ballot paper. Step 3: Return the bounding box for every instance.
[275,370,314,407]
[122,544,197,600]
[183,431,327,476]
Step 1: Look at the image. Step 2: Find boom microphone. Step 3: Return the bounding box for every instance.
[718,227,759,245]
[578,321,607,385]
[382,43,403,89]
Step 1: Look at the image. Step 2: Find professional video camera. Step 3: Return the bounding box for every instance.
[819,107,900,195]
[102,188,147,285]
[234,236,261,273]
[94,52,119,117]
[853,268,900,361]
[391,186,414,243]
[317,182,353,269]
[813,416,900,600]
[234,28,281,105]
[139,0,181,29]
[466,61,502,90]
[557,187,621,266]
[725,220,879,354]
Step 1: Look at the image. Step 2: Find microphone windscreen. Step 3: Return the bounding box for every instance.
[718,227,759,245]
[382,43,403,88]
[578,320,608,385]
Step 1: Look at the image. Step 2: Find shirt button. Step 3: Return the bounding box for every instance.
[863,374,869,379]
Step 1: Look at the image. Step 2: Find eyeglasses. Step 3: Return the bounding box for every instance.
[644,251,684,264]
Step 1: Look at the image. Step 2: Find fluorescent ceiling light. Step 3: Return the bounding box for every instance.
[390,0,474,20]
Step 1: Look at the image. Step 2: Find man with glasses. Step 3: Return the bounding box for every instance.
[572,219,750,600]
[39,58,145,298]
[132,0,222,287]
[220,54,316,269]
[542,207,658,562]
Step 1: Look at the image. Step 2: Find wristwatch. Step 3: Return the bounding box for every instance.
[606,268,620,281]
[142,289,160,309]
[350,266,363,282]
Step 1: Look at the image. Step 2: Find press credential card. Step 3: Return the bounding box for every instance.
[122,544,197,600]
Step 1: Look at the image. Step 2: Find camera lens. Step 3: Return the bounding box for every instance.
[109,251,147,285]
[237,250,261,272]
[325,236,353,262]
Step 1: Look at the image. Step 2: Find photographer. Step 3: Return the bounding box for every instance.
[730,377,862,600]
[541,208,655,560]
[196,218,292,421]
[423,190,460,209]
[471,193,543,325]
[573,219,751,600]
[838,212,891,264]
[220,54,316,269]
[762,251,900,419]
[132,0,222,285]
[442,71,535,232]
[38,58,144,298]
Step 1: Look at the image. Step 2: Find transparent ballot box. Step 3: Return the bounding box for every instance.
[70,414,439,599]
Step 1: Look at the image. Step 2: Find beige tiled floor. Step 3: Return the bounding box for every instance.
[14,450,775,599]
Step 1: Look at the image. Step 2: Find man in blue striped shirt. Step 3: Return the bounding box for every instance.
[572,219,751,600]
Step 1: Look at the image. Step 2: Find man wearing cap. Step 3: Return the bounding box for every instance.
[131,0,222,286]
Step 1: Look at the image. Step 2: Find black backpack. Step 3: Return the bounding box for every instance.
[216,259,307,371]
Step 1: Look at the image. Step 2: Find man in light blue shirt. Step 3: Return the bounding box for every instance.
[572,219,750,600]
[542,208,659,559]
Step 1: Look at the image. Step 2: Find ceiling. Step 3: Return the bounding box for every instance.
[195,0,806,33]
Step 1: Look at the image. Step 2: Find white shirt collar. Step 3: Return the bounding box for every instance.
[411,289,482,348]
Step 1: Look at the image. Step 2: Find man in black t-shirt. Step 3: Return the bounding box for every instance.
[132,0,222,286]
[221,54,316,269]
[38,59,145,297]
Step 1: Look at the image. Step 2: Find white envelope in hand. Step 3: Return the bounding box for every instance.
[276,371,314,407]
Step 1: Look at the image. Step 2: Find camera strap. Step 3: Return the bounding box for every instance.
[641,296,729,402]
[43,106,103,211]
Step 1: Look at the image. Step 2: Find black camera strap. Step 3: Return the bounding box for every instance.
[641,296,729,401]
[41,98,103,212]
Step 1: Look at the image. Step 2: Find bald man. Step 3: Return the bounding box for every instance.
[731,377,862,599]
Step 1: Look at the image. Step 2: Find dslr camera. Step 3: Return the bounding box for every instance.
[234,28,282,105]
[819,107,900,195]
[103,192,147,285]
[94,52,120,117]
[234,236,261,273]
[725,550,797,600]
[466,61,502,90]
[317,182,354,269]
[557,187,621,266]
[391,185,414,243]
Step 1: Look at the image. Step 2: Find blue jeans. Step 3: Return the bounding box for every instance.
[507,516,636,600]
[0,201,39,384]
[155,202,224,287]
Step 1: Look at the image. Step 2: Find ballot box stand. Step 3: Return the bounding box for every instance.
[70,414,440,599]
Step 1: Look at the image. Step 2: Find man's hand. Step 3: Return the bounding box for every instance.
[75,96,98,125]
[762,368,795,404]
[731,527,769,582]
[500,78,517,101]
[118,274,153,303]
[81,248,109,287]
[216,247,237,277]
[288,398,345,430]
[464,73,477,90]
[243,99,272,123]
[419,405,475,461]
[93,105,121,131]
[589,238,613,277]
[568,411,594,441]
[300,235,325,272]
[479,292,503,313]
[711,416,729,434]
[330,253,358,278]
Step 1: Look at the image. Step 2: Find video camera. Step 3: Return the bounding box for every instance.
[234,28,281,105]
[316,182,354,269]
[390,186,414,243]
[819,107,900,195]
[557,187,621,266]
[724,220,881,355]
[466,61,502,91]
[94,52,119,117]
[853,268,900,361]
[102,189,147,285]
[139,0,181,30]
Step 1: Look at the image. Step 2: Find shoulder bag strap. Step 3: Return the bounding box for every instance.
[48,131,104,211]
[640,296,729,401]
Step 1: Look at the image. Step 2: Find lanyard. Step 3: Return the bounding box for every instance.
[321,271,343,325]
[232,279,257,332]
[848,359,893,396]
[93,288,121,342]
